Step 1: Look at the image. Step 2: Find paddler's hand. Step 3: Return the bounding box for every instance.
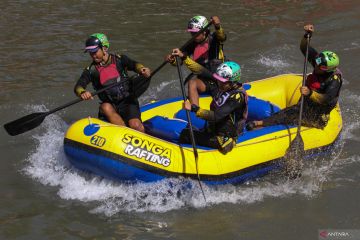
[300,86,311,96]
[183,100,191,111]
[304,24,314,33]
[140,67,151,78]
[304,24,314,38]
[172,48,184,58]
[80,91,93,100]
[211,16,221,29]
[165,54,175,63]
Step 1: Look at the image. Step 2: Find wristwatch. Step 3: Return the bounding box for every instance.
[191,104,200,113]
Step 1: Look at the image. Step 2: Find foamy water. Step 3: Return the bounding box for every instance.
[255,45,296,75]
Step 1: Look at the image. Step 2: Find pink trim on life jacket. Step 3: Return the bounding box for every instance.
[193,40,209,61]
[95,57,120,85]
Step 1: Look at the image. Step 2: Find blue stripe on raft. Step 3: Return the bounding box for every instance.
[64,145,166,182]
[64,142,281,185]
[204,162,282,185]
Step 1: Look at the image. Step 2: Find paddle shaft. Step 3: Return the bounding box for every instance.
[49,75,141,117]
[296,34,311,136]
[175,57,199,159]
[175,56,206,202]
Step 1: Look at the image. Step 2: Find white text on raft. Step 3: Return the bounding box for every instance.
[122,134,171,167]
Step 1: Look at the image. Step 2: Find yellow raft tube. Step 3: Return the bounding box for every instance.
[64,74,342,184]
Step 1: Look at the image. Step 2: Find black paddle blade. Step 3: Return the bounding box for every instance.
[4,112,47,136]
[284,134,305,179]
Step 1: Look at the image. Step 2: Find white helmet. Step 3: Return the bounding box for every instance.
[187,16,209,32]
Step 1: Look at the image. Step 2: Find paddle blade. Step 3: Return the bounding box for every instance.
[284,134,305,179]
[4,112,47,136]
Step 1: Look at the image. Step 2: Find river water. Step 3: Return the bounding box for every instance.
[1,1,360,239]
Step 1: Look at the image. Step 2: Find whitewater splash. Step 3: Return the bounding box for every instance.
[139,79,178,104]
[257,54,290,69]
[255,44,296,75]
[21,89,358,217]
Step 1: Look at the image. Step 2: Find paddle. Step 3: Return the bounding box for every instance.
[284,33,311,178]
[175,56,206,202]
[4,75,140,136]
[131,20,213,98]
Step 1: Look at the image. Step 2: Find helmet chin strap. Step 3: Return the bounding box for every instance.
[100,48,109,65]
[196,30,209,44]
[203,31,210,42]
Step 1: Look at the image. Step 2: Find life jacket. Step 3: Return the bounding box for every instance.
[89,54,130,103]
[190,33,225,70]
[306,69,341,92]
[305,68,342,111]
[193,39,209,66]
[210,87,248,137]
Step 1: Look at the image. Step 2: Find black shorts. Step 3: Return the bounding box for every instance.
[185,73,218,97]
[98,98,141,124]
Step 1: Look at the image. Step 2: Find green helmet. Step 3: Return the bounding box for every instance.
[315,51,339,72]
[187,16,209,32]
[84,33,110,52]
[213,61,242,83]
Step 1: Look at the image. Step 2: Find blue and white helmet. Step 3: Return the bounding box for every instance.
[213,61,242,83]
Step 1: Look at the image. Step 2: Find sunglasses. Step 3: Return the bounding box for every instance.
[315,56,330,71]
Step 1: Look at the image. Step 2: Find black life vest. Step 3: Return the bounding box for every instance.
[305,68,342,112]
[210,87,248,137]
[88,54,130,103]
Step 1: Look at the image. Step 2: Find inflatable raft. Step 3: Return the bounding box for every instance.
[64,74,342,185]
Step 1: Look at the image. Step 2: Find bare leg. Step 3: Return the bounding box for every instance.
[128,118,145,132]
[246,120,264,131]
[188,78,207,106]
[100,103,125,126]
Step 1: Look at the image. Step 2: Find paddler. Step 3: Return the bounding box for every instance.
[166,15,227,106]
[247,24,342,130]
[180,61,248,155]
[74,33,151,132]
